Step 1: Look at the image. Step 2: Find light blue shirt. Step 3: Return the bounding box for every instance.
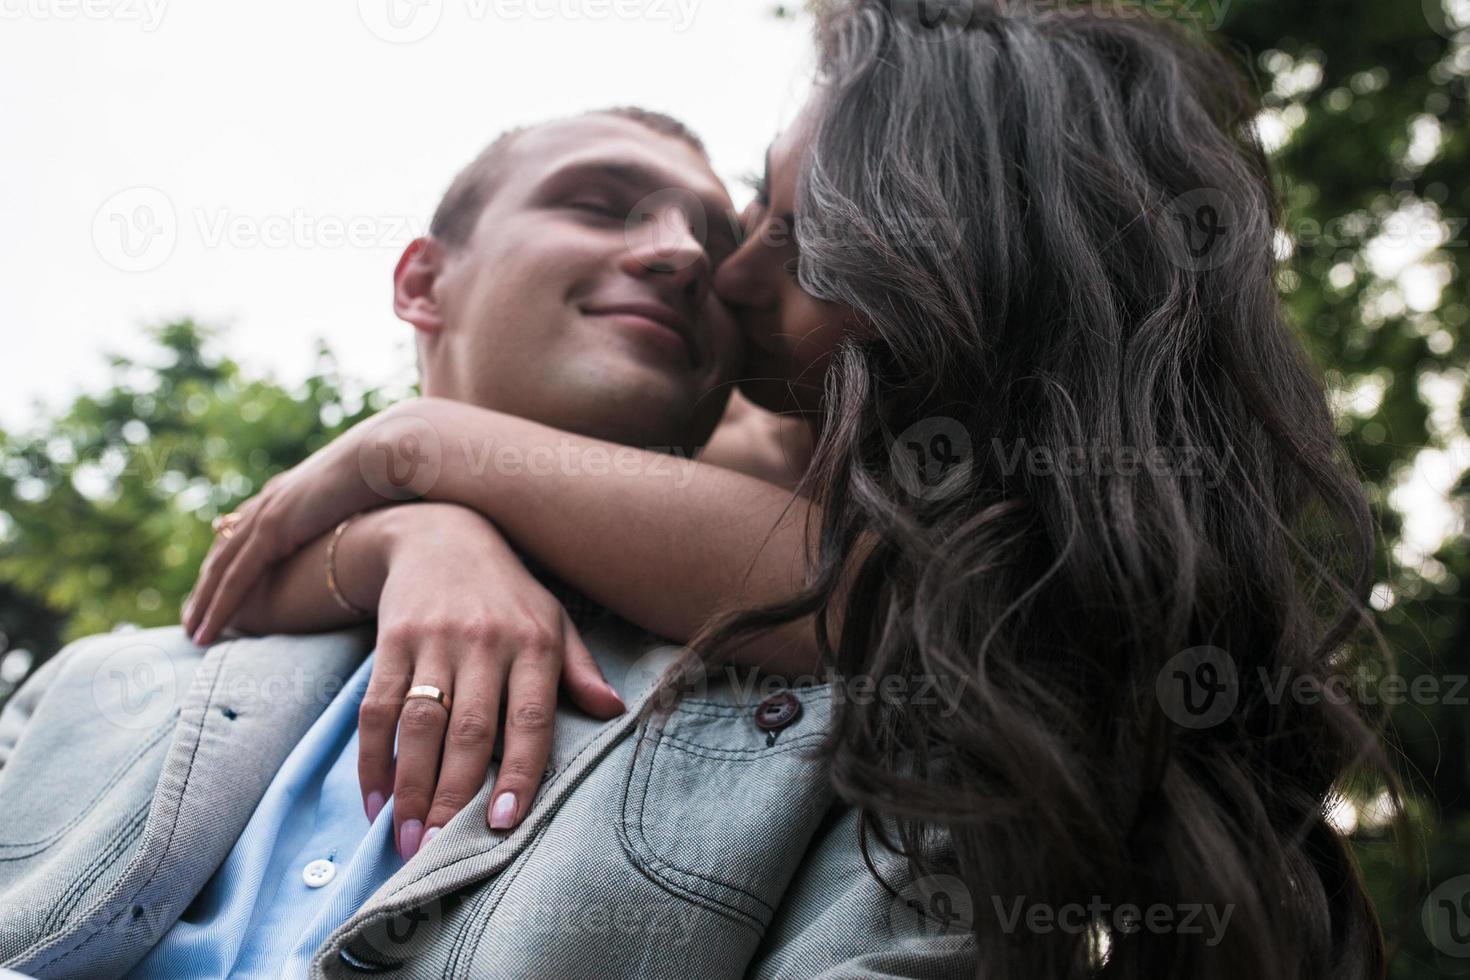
[126,654,400,979]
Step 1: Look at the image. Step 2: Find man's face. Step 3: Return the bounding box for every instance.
[419,115,742,452]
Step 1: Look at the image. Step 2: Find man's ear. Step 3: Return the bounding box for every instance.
[394,237,448,334]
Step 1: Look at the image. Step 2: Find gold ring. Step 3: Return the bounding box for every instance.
[404,685,452,712]
[211,512,244,539]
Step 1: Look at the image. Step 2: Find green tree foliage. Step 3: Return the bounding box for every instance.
[1214,1,1468,975]
[0,321,390,694]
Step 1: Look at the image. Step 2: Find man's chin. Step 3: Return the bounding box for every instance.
[547,375,702,452]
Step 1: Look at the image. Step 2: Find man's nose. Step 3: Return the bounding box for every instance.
[621,204,710,309]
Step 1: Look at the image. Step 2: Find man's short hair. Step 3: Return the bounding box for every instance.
[428,107,708,249]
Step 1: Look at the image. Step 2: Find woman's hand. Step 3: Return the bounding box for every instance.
[184,394,825,683]
[183,404,420,645]
[345,504,626,858]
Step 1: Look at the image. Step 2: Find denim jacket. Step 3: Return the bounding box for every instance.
[0,621,975,979]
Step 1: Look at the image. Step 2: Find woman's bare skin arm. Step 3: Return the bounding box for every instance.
[187,397,832,676]
[412,398,824,673]
[221,394,818,651]
[224,516,380,636]
[697,391,815,493]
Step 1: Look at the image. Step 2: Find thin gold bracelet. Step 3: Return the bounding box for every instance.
[326,514,371,618]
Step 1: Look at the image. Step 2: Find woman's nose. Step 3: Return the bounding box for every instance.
[714,226,778,312]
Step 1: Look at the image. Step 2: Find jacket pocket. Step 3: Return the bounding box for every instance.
[617,687,834,933]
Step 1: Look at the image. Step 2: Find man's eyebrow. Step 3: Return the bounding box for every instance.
[538,159,721,211]
[538,159,664,190]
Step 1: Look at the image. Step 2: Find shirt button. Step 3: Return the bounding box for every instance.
[754,691,803,732]
[302,858,336,888]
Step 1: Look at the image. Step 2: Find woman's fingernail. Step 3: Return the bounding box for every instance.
[489,792,517,830]
[422,826,439,849]
[400,819,423,859]
[366,792,385,823]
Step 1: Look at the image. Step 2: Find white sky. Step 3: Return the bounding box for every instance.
[0,0,815,428]
[1,2,1462,562]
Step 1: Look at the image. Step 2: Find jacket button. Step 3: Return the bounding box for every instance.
[754,691,802,732]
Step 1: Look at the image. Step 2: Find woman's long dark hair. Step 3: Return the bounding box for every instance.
[691,1,1391,977]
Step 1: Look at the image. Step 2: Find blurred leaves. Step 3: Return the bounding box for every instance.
[0,320,391,692]
[1218,2,1467,975]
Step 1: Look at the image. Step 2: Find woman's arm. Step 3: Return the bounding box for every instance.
[388,398,824,672]
[187,397,831,675]
[224,511,386,636]
[697,391,815,492]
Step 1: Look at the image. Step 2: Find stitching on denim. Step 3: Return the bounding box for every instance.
[625,723,781,926]
[614,725,765,932]
[637,734,768,924]
[636,732,775,913]
[670,702,832,722]
[652,730,826,761]
[0,717,174,857]
[51,804,148,930]
[615,823,764,938]
[40,801,150,935]
[679,688,834,709]
[39,802,146,935]
[447,825,546,974]
[453,820,552,976]
[317,707,645,974]
[444,882,499,978]
[372,708,635,903]
[36,640,235,973]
